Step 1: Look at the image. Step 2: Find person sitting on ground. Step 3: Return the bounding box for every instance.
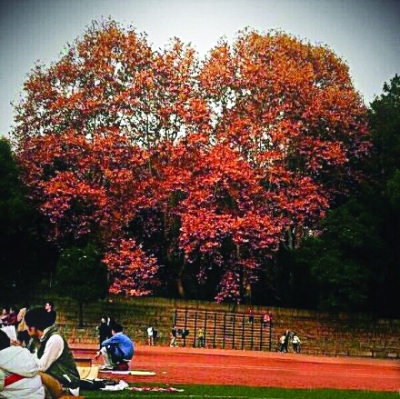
[7,307,18,328]
[24,307,80,397]
[0,329,45,399]
[0,308,9,327]
[95,323,134,371]
[1,308,17,341]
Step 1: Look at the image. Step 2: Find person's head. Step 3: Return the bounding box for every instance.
[25,307,53,337]
[111,323,123,335]
[101,317,106,323]
[45,301,54,312]
[0,329,11,351]
[1,307,9,315]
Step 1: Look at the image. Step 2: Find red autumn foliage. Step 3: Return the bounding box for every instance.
[11,21,370,301]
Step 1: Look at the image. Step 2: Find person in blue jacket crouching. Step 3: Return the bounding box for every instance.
[95,323,134,371]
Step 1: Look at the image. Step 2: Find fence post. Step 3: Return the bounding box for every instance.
[250,316,254,350]
[232,313,236,349]
[183,309,188,347]
[241,314,245,350]
[193,310,198,347]
[204,310,208,348]
[222,312,226,349]
[213,312,217,348]
[269,320,273,351]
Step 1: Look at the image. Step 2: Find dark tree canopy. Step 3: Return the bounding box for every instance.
[0,138,57,303]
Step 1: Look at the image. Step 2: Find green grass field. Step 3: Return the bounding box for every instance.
[82,383,399,398]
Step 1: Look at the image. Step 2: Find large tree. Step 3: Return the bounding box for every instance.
[12,20,370,302]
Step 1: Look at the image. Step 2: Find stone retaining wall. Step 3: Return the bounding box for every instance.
[35,296,400,359]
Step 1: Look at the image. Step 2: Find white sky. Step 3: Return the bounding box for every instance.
[1,0,399,137]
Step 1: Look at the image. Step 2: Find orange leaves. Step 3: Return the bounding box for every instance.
[103,238,159,296]
[12,21,371,301]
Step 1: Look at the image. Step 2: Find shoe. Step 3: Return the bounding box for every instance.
[114,362,129,371]
[100,365,114,371]
[68,387,80,396]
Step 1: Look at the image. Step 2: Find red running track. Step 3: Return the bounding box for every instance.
[92,345,400,392]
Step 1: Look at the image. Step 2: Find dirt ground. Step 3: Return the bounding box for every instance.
[91,345,400,392]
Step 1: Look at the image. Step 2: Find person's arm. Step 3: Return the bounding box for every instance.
[100,335,114,347]
[95,334,116,359]
[34,335,64,372]
[17,309,25,322]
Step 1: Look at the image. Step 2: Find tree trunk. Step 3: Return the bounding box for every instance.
[175,277,185,298]
[78,301,84,328]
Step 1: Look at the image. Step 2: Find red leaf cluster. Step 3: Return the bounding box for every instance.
[12,21,370,301]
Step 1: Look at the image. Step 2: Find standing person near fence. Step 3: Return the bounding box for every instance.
[247,307,254,324]
[44,302,56,325]
[197,328,205,348]
[170,325,178,347]
[283,329,291,353]
[262,312,270,328]
[106,317,116,338]
[96,317,109,350]
[292,332,301,353]
[277,333,286,352]
[153,328,159,345]
[147,325,154,346]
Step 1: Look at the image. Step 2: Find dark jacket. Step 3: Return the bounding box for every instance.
[37,325,80,389]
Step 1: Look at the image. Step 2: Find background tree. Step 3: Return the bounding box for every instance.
[0,137,57,304]
[12,21,370,303]
[287,75,400,317]
[364,75,400,316]
[290,200,385,312]
[55,243,109,327]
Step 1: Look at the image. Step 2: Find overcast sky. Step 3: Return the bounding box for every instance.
[1,0,399,137]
